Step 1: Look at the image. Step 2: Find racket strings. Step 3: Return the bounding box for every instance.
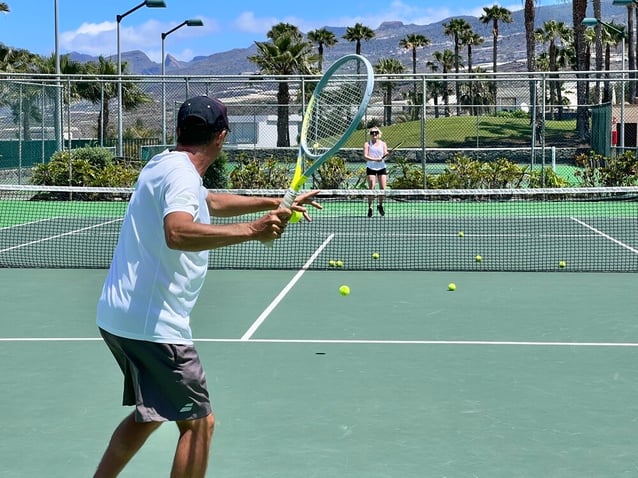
[305,61,369,151]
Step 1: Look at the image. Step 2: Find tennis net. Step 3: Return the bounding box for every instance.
[1,184,637,272]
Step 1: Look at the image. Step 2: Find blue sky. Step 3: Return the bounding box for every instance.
[0,0,564,63]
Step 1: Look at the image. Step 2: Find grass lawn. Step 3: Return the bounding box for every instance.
[343,116,579,149]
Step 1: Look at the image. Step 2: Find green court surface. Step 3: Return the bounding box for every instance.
[3,190,638,272]
[1,268,638,477]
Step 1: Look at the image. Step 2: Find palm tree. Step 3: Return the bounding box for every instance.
[584,22,624,103]
[523,0,537,134]
[432,49,456,117]
[602,23,625,102]
[572,0,589,140]
[524,0,536,74]
[0,46,42,140]
[424,61,445,118]
[443,18,471,115]
[77,56,151,145]
[399,33,430,75]
[460,30,483,74]
[37,53,85,145]
[375,58,406,125]
[0,45,38,73]
[399,33,430,119]
[479,5,513,74]
[307,28,337,72]
[460,30,484,116]
[0,3,9,13]
[249,23,318,147]
[535,20,572,119]
[268,23,303,42]
[342,23,375,55]
[480,5,513,115]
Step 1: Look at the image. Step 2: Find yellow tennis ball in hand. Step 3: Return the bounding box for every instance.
[289,211,303,224]
[339,285,350,296]
[448,283,456,291]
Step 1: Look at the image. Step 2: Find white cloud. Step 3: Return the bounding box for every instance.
[60,21,116,56]
[59,18,212,59]
[233,12,278,35]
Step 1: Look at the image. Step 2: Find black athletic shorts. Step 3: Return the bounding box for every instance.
[99,328,212,423]
[366,167,387,176]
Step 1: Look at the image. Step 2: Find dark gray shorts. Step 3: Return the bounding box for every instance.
[99,328,212,423]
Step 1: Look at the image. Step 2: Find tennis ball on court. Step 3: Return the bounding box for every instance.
[328,260,336,267]
[448,283,456,291]
[475,255,482,262]
[372,252,380,260]
[289,211,303,224]
[339,285,350,296]
[458,231,464,237]
[336,260,344,268]
[559,260,566,268]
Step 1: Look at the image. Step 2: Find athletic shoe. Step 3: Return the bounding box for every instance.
[377,204,385,216]
[367,207,373,218]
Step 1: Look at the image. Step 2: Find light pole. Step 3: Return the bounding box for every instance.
[116,0,166,157]
[583,17,627,151]
[161,19,203,145]
[54,0,63,151]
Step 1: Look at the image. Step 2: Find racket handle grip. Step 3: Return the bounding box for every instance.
[280,188,298,209]
[262,188,298,248]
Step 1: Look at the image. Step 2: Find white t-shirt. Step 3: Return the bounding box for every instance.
[96,150,210,344]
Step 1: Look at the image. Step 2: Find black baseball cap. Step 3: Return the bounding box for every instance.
[177,96,230,132]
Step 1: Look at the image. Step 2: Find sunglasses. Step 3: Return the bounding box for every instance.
[370,131,379,135]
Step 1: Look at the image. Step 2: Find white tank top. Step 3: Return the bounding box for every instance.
[366,140,386,170]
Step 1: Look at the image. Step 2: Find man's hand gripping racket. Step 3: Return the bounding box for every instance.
[266,54,375,245]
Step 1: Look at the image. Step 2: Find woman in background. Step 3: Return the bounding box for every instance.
[363,127,388,217]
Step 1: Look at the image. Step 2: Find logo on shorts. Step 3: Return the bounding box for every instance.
[180,402,194,413]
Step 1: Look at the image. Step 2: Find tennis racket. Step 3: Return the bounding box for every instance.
[280,53,374,210]
[383,140,404,159]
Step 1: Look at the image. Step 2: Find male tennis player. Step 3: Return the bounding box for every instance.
[94,95,320,477]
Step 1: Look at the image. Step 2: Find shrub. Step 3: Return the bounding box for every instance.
[203,151,228,189]
[574,150,638,187]
[314,156,353,189]
[528,168,569,188]
[388,157,426,189]
[229,152,290,189]
[31,146,140,188]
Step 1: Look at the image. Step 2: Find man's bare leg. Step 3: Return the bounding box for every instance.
[94,412,161,478]
[170,413,215,478]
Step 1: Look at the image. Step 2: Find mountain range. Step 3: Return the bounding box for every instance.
[70,3,628,76]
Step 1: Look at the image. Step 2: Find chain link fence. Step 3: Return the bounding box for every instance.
[0,70,634,186]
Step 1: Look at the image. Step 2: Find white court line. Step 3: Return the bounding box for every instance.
[240,233,336,341]
[0,218,122,253]
[2,337,638,348]
[571,217,638,255]
[0,217,56,231]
